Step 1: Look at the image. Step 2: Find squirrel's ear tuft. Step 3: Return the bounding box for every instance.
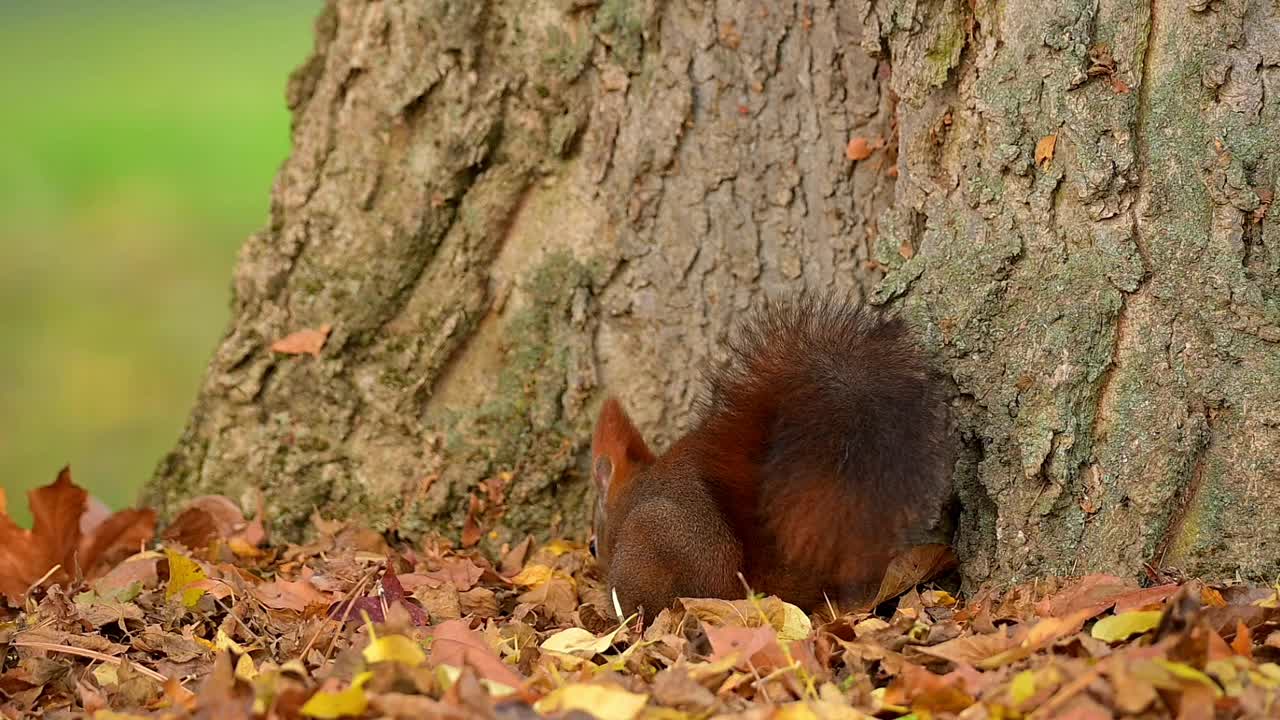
[591,397,654,497]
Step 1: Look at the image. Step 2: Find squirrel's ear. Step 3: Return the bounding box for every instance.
[592,396,654,497]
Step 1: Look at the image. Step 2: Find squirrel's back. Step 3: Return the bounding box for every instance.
[688,294,952,608]
[591,294,953,617]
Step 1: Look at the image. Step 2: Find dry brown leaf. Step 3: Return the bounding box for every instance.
[867,544,957,609]
[163,495,247,550]
[0,467,150,603]
[1034,574,1137,619]
[461,494,483,548]
[1112,583,1180,613]
[1035,135,1057,168]
[429,619,525,691]
[270,324,331,356]
[1231,620,1253,659]
[78,509,155,581]
[93,553,161,598]
[846,136,873,161]
[420,557,485,591]
[913,626,1017,665]
[254,577,327,612]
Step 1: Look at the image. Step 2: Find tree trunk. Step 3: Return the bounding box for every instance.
[146,0,1280,590]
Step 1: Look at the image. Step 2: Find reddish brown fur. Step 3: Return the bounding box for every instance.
[591,294,953,619]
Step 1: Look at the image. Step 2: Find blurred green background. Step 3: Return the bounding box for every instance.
[0,1,319,525]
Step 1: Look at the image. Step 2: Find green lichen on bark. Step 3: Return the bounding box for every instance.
[403,251,598,545]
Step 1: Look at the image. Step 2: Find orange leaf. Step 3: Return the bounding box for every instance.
[163,495,248,551]
[1033,573,1136,619]
[78,508,156,579]
[461,494,483,548]
[254,577,327,612]
[846,136,873,161]
[271,324,331,356]
[1035,135,1057,168]
[0,467,156,604]
[428,619,525,690]
[1231,620,1253,659]
[0,467,86,603]
[1112,583,1180,613]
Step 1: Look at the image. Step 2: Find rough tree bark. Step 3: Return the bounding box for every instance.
[146,0,1280,591]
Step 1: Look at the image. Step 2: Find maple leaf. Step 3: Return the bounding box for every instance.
[0,467,155,604]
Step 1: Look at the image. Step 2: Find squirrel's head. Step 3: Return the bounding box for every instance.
[588,397,654,571]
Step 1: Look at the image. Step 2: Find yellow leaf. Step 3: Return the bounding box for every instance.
[778,601,813,642]
[776,700,873,720]
[93,664,119,687]
[922,590,957,607]
[300,673,371,719]
[1155,660,1223,697]
[235,653,258,682]
[93,712,152,720]
[362,634,427,666]
[536,683,648,720]
[1091,610,1162,643]
[229,537,264,558]
[1009,669,1036,706]
[543,539,577,556]
[1252,663,1280,688]
[164,549,207,607]
[510,563,554,587]
[541,626,623,658]
[216,628,246,655]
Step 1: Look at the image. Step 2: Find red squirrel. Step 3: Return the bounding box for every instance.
[590,294,953,619]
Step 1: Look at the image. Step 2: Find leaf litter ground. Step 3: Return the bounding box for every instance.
[3,470,1280,719]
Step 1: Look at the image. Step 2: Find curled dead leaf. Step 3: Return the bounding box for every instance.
[1035,135,1057,169]
[270,324,331,356]
[846,136,874,161]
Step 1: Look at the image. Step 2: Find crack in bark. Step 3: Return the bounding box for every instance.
[1151,405,1218,569]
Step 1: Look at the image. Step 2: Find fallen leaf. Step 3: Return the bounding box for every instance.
[868,544,957,608]
[1112,583,1180,613]
[300,672,371,718]
[541,625,623,658]
[535,683,648,720]
[1035,134,1057,168]
[164,548,208,607]
[461,494,483,548]
[0,467,86,602]
[419,557,484,591]
[163,495,247,550]
[254,577,327,612]
[1091,610,1162,643]
[428,619,524,690]
[363,634,426,666]
[846,136,873,161]
[914,627,1017,665]
[0,468,155,605]
[1231,620,1253,659]
[328,562,429,626]
[271,324,331,357]
[1034,574,1137,619]
[77,509,155,580]
[93,553,161,600]
[705,624,790,671]
[779,601,813,641]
